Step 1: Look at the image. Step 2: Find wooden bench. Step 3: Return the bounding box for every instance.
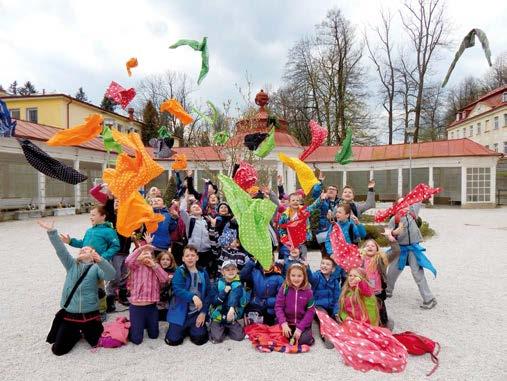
[379,193,398,202]
[433,196,451,205]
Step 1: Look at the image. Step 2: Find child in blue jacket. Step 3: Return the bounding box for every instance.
[165,245,211,346]
[324,204,366,256]
[150,196,178,252]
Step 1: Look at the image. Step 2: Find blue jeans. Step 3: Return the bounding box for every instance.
[129,304,159,345]
[165,312,208,346]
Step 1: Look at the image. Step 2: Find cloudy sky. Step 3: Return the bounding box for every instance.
[1,0,506,122]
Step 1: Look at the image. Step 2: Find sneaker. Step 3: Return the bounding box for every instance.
[323,337,334,349]
[420,298,437,310]
[385,290,393,298]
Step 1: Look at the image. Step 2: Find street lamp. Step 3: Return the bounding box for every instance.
[406,127,416,190]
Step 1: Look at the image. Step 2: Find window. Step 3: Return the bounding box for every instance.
[469,126,473,137]
[462,128,466,138]
[26,108,38,123]
[504,113,507,127]
[117,124,123,132]
[502,92,507,102]
[493,143,498,152]
[476,122,481,135]
[103,118,114,127]
[504,142,507,154]
[450,132,454,139]
[466,167,491,202]
[485,119,490,132]
[10,108,20,119]
[494,116,499,130]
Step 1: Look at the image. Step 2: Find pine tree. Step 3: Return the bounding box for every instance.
[141,100,159,145]
[100,95,117,112]
[8,81,18,95]
[163,175,178,206]
[19,81,37,95]
[0,84,5,93]
[75,87,88,102]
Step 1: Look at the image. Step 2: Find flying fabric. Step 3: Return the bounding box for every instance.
[329,222,362,272]
[0,99,16,137]
[192,100,218,126]
[254,127,275,158]
[374,183,441,223]
[169,37,209,85]
[47,114,103,146]
[244,132,268,151]
[105,81,136,109]
[219,174,276,270]
[19,139,88,184]
[316,310,407,373]
[116,192,164,236]
[171,153,187,170]
[101,126,122,154]
[160,99,194,126]
[213,131,229,145]
[335,128,353,165]
[299,120,328,161]
[157,125,171,139]
[279,208,310,249]
[126,57,138,77]
[244,324,311,354]
[442,29,492,88]
[278,153,319,196]
[232,161,257,191]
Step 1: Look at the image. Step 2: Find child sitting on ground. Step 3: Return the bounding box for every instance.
[240,257,284,326]
[165,245,211,346]
[338,268,379,326]
[361,239,392,328]
[156,251,176,321]
[275,263,316,346]
[209,219,249,270]
[208,261,247,343]
[125,233,169,344]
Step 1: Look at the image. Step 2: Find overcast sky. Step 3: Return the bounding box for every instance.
[1,0,506,128]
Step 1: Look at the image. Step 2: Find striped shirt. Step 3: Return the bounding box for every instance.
[126,245,169,304]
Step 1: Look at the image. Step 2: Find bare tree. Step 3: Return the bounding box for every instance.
[395,51,418,143]
[419,83,446,141]
[481,51,507,91]
[399,0,450,142]
[365,9,397,144]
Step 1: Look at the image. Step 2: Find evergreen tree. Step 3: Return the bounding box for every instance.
[19,81,37,95]
[100,95,117,112]
[141,100,159,145]
[75,87,88,102]
[0,84,5,92]
[8,81,18,95]
[163,176,178,206]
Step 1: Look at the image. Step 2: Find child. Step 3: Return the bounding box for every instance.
[282,246,305,276]
[156,251,176,321]
[324,203,366,256]
[338,268,379,325]
[165,245,211,346]
[277,193,312,260]
[240,257,284,326]
[150,196,178,253]
[275,263,315,345]
[385,201,437,309]
[214,202,235,236]
[204,193,220,218]
[361,239,391,328]
[38,220,116,356]
[335,180,376,218]
[125,234,169,344]
[208,261,246,343]
[209,219,249,270]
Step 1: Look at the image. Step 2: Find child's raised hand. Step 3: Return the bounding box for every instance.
[207,216,217,227]
[91,251,102,263]
[368,179,376,189]
[350,214,359,224]
[281,322,292,338]
[143,257,156,268]
[143,232,153,244]
[192,295,203,310]
[186,170,193,178]
[59,233,71,244]
[277,175,283,185]
[320,192,328,200]
[318,173,325,182]
[226,307,235,322]
[37,219,55,230]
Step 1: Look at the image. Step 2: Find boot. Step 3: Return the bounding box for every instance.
[118,288,130,306]
[106,295,116,313]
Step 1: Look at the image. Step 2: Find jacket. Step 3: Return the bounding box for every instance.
[152,207,177,250]
[388,203,423,245]
[209,276,245,322]
[69,222,120,260]
[339,280,379,325]
[48,229,115,314]
[240,259,284,316]
[167,265,211,326]
[307,268,344,315]
[332,189,376,218]
[180,198,211,252]
[324,220,366,255]
[278,198,322,244]
[274,285,315,331]
[125,245,169,304]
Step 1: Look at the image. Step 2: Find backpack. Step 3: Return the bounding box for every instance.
[393,331,440,376]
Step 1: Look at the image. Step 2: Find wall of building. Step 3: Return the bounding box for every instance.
[4,97,64,127]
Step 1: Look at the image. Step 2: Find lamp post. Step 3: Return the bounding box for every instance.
[407,127,416,190]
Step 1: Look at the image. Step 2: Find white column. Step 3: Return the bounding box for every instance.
[461,166,467,206]
[74,159,81,210]
[490,165,496,205]
[37,172,46,211]
[397,168,403,197]
[342,171,347,187]
[277,162,284,183]
[428,166,434,205]
[287,169,296,193]
[369,169,374,180]
[194,169,198,190]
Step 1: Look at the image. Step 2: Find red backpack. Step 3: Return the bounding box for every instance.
[393,331,441,376]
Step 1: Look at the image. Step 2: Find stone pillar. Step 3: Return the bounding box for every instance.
[397,168,403,197]
[461,166,467,206]
[342,171,347,187]
[490,165,496,205]
[287,168,296,193]
[37,171,46,211]
[74,159,81,210]
[428,166,434,205]
[369,169,374,180]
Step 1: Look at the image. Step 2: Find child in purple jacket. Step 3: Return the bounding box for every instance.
[274,263,315,346]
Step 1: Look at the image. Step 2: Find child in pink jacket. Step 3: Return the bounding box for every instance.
[126,233,169,344]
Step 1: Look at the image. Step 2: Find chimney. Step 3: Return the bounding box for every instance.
[128,108,134,121]
[42,89,46,95]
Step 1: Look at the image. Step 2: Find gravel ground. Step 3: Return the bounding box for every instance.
[1,207,506,381]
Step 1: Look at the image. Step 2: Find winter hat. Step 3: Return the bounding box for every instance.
[221,260,238,270]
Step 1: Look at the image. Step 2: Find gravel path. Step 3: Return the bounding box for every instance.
[1,207,506,380]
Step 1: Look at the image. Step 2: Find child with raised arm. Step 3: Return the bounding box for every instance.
[165,245,211,346]
[275,263,316,345]
[324,204,366,256]
[208,261,246,343]
[38,220,115,356]
[338,268,379,325]
[125,233,169,344]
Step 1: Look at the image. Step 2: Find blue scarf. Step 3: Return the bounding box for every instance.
[398,243,437,277]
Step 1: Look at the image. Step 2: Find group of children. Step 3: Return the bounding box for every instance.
[41,170,437,355]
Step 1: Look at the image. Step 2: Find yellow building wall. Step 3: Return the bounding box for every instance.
[68,102,142,133]
[4,98,64,128]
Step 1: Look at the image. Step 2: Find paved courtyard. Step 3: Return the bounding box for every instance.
[1,207,506,380]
